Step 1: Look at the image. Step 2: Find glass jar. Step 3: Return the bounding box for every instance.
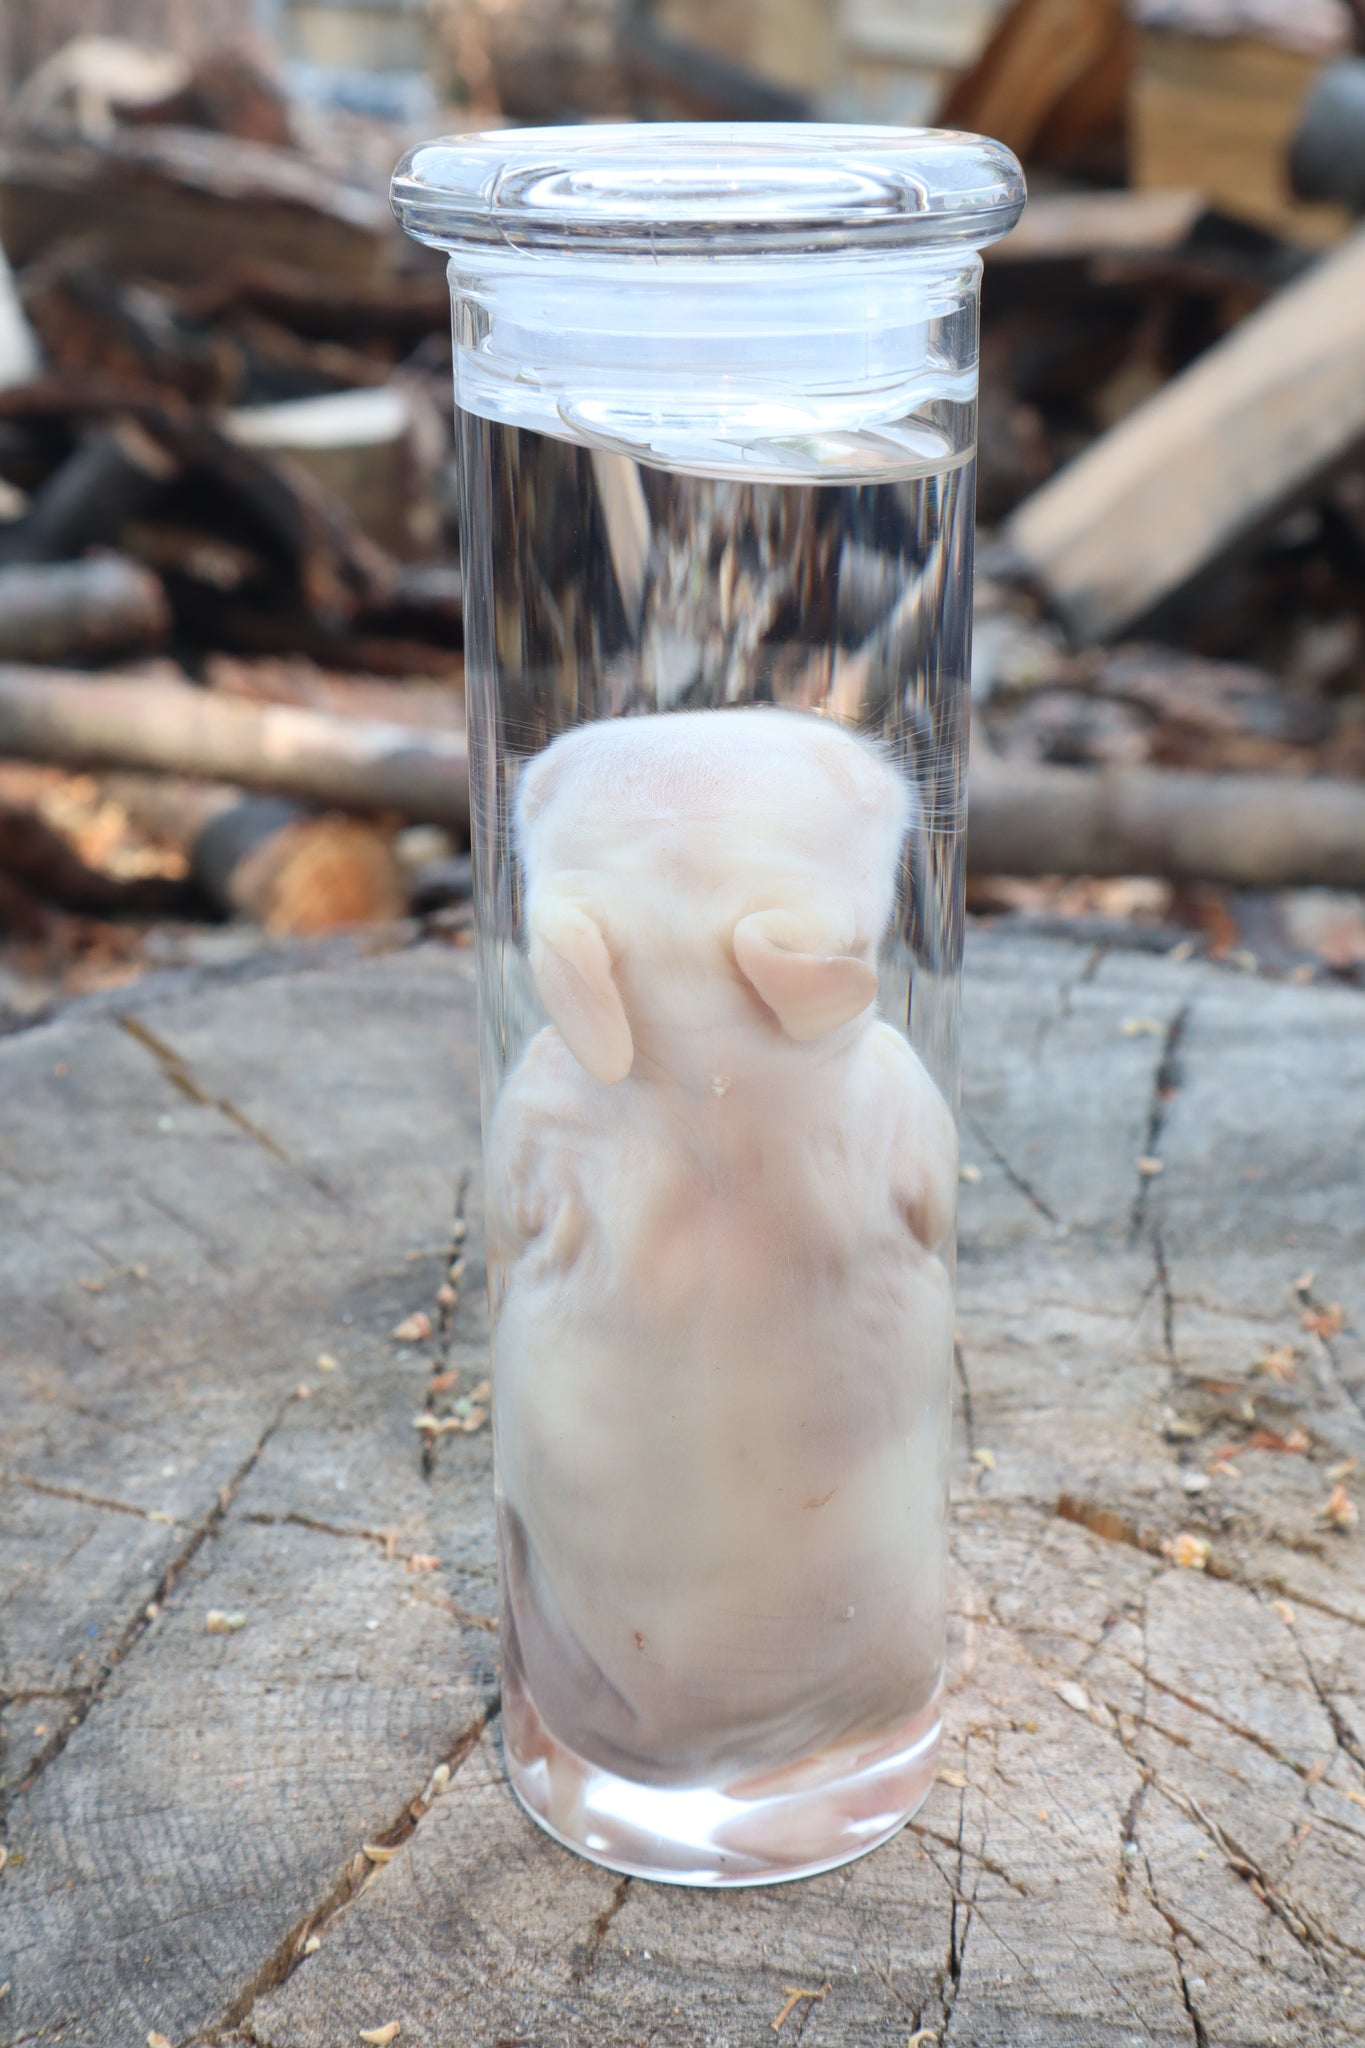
[392,123,1024,1886]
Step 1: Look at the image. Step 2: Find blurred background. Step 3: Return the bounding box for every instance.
[1,0,1364,1017]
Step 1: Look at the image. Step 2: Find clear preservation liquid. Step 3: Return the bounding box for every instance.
[460,413,974,1883]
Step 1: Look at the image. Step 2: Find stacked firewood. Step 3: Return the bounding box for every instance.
[0,36,474,992]
[2,8,1365,1013]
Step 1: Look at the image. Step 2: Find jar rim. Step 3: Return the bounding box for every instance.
[390,122,1026,258]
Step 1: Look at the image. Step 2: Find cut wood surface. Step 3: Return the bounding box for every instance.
[2,929,1362,2045]
[1006,224,1365,642]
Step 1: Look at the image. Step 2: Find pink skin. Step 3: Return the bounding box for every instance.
[487,707,958,1788]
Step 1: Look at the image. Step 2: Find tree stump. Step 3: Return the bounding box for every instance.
[2,929,1362,2046]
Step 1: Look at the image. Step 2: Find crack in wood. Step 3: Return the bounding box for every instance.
[952,1337,976,1461]
[116,1012,338,1201]
[7,1472,183,1525]
[1277,1604,1365,1783]
[6,1389,298,1813]
[421,1171,474,1482]
[1129,1001,1191,1242]
[570,1873,632,1984]
[1146,1779,1346,1971]
[961,1109,1064,1227]
[1138,1841,1210,2048]
[214,1706,495,2047]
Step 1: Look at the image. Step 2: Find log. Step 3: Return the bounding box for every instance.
[988,186,1213,265]
[0,555,170,662]
[938,0,1133,163]
[0,125,393,286]
[0,666,469,835]
[0,417,179,566]
[226,386,439,557]
[0,794,187,917]
[1131,23,1353,244]
[19,241,237,403]
[968,756,1365,886]
[108,776,409,932]
[1006,225,1365,641]
[4,935,1363,2044]
[4,664,1365,887]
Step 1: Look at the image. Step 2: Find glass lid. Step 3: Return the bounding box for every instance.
[391,123,1026,258]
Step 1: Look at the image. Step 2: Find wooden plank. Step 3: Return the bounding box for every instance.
[987,186,1209,264]
[3,932,1363,2045]
[1131,26,1352,244]
[1006,224,1365,641]
[938,0,1133,161]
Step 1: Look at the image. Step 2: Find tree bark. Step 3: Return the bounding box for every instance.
[0,555,170,661]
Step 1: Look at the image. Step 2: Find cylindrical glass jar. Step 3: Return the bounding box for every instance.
[392,125,1024,1886]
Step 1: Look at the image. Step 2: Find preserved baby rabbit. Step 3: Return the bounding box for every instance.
[392,120,1025,1882]
[490,709,958,1866]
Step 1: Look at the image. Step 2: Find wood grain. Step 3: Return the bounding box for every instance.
[2,931,1362,2046]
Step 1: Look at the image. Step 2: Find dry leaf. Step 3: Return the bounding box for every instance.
[1255,1344,1298,1382]
[461,1405,489,1433]
[359,2028,401,2045]
[1170,1532,1211,1571]
[1320,1484,1358,1532]
[303,1934,321,1955]
[1245,1428,1311,1455]
[1303,1304,1345,1340]
[391,1311,432,1343]
[1055,1679,1092,1714]
[205,1610,246,1634]
[362,1842,397,1864]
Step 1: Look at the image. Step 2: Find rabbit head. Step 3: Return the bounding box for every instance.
[515,706,913,1085]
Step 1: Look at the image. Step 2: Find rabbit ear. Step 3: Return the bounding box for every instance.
[733,907,878,1042]
[527,896,633,1084]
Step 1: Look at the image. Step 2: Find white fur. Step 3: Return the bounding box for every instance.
[487,707,958,1785]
